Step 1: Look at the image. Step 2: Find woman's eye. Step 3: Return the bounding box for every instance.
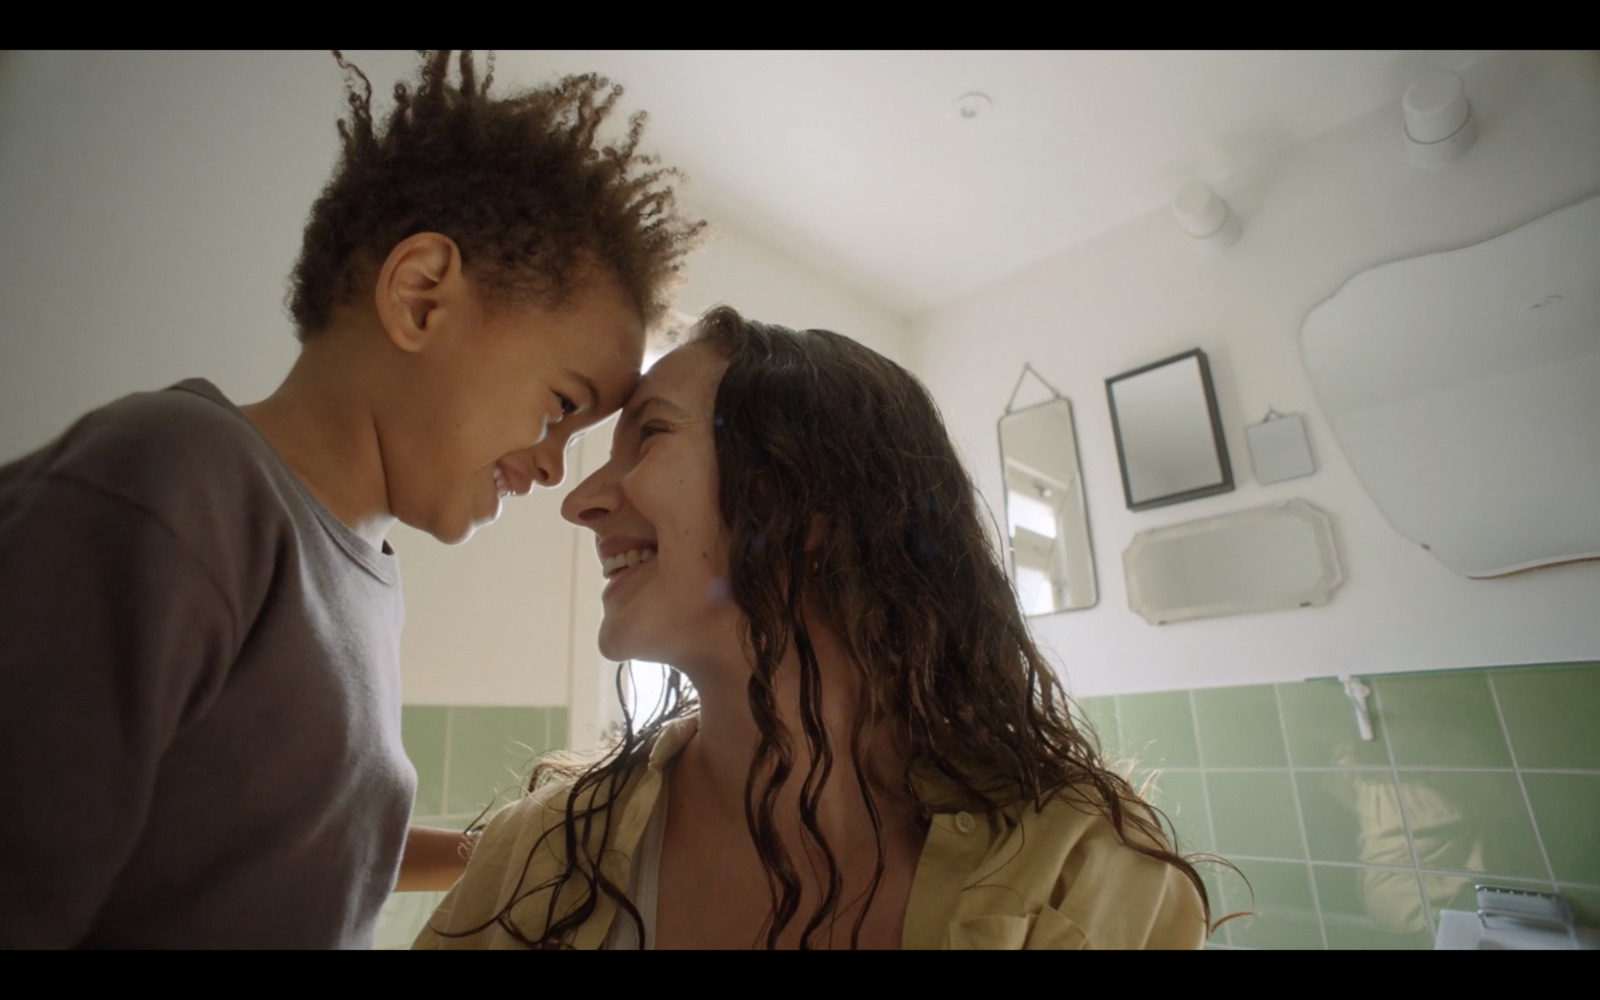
[639,421,667,440]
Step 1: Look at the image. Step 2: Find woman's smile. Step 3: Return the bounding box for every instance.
[601,546,657,598]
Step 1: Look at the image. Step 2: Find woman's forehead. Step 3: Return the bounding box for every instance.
[625,342,725,414]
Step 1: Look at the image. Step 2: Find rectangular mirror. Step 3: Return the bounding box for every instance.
[1106,348,1233,511]
[1123,499,1344,625]
[999,398,1097,614]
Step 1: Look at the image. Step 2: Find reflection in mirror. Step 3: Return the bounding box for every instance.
[1123,499,1343,625]
[1000,398,1097,614]
[1106,349,1233,511]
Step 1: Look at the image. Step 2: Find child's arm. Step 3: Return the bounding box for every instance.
[394,826,481,891]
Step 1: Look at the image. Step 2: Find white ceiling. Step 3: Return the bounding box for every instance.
[350,50,1572,318]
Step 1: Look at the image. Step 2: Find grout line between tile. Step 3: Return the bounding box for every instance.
[1188,689,1230,947]
[1414,869,1554,886]
[1272,683,1326,950]
[440,706,454,818]
[1297,858,1417,873]
[1367,679,1435,941]
[1486,674,1558,885]
[1223,856,1575,892]
[534,706,550,760]
[1188,691,1221,854]
[1108,694,1122,769]
[1134,765,1600,775]
[1556,880,1600,892]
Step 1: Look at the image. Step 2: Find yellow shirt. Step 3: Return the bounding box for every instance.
[413,716,1206,950]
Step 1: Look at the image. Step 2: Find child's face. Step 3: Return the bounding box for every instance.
[388,271,646,545]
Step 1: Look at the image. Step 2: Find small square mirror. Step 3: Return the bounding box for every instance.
[1246,412,1316,485]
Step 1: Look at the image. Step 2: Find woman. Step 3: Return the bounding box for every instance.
[415,306,1213,949]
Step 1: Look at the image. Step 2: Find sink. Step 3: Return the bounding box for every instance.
[1435,909,1599,949]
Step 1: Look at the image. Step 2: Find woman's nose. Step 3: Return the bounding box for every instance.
[560,464,617,526]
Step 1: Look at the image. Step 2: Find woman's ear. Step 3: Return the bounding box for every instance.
[374,232,463,353]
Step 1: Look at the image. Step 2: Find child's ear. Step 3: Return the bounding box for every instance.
[374,233,462,353]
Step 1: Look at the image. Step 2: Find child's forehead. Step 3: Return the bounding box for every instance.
[532,278,648,409]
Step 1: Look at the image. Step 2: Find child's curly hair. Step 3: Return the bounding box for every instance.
[288,51,706,338]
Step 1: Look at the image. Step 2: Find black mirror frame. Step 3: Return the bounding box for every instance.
[1105,348,1234,512]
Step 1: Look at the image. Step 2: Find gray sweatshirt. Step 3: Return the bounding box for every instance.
[0,379,413,948]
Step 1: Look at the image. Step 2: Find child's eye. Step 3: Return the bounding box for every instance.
[555,393,578,417]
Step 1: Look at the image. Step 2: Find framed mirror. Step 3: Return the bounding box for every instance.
[999,367,1097,614]
[1105,349,1233,511]
[1123,499,1344,625]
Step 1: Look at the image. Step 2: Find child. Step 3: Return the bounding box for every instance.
[0,50,703,948]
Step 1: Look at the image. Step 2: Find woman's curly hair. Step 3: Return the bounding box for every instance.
[288,51,705,338]
[440,307,1234,949]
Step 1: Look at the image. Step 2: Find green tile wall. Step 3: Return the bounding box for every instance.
[377,704,570,949]
[1099,661,1600,950]
[399,705,569,825]
[378,662,1600,950]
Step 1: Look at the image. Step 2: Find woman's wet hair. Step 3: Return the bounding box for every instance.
[288,51,705,338]
[439,306,1229,948]
[692,307,1224,945]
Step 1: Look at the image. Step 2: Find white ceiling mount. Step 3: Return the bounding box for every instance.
[1402,70,1478,169]
[955,92,993,120]
[1171,181,1242,250]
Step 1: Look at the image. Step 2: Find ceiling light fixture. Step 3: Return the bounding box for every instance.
[1171,181,1242,250]
[1402,70,1477,169]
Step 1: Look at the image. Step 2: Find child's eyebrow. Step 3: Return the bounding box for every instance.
[564,370,601,412]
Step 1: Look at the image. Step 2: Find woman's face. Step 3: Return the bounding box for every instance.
[561,342,741,668]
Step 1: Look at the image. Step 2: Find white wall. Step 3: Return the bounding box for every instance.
[672,222,909,362]
[0,51,906,732]
[910,53,1600,698]
[0,51,336,462]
